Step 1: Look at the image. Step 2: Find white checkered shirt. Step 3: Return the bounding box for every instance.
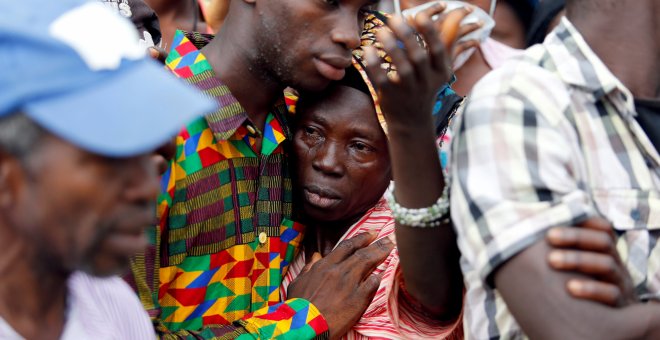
[451,17,660,339]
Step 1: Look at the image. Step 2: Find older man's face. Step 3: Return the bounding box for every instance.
[9,134,159,277]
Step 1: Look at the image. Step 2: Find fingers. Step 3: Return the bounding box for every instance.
[404,1,446,25]
[345,236,394,281]
[452,39,480,60]
[548,250,623,283]
[546,226,615,253]
[411,7,450,74]
[382,16,431,83]
[148,46,169,64]
[358,273,384,301]
[436,7,472,50]
[324,231,378,263]
[300,252,323,275]
[457,21,483,40]
[364,46,391,90]
[576,217,616,238]
[566,279,623,307]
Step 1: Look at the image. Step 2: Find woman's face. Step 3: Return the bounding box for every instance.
[294,85,391,225]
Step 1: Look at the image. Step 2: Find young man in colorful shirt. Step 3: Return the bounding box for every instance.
[128,0,397,339]
[451,0,660,338]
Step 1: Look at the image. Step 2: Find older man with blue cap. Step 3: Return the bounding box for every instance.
[0,0,215,338]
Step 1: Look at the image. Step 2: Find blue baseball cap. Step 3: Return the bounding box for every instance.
[0,0,216,157]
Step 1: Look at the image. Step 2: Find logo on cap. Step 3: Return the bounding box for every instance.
[49,2,144,71]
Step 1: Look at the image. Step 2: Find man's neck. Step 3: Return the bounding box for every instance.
[571,6,660,99]
[200,19,284,131]
[0,234,68,339]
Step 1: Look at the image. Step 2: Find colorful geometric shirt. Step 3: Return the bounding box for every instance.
[451,17,660,339]
[281,198,463,340]
[128,31,328,339]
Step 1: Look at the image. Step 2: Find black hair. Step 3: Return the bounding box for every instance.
[0,113,45,160]
[526,0,565,47]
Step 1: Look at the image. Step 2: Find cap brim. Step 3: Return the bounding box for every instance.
[25,59,216,157]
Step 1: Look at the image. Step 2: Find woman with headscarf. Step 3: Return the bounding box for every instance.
[282,9,466,339]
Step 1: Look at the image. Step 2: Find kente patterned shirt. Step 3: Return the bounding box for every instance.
[451,18,660,339]
[281,198,463,340]
[128,31,328,339]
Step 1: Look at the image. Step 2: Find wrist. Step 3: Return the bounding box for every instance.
[386,118,435,138]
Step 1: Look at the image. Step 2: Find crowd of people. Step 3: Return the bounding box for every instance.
[0,0,657,339]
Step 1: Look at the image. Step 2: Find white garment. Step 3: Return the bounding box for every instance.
[0,272,154,339]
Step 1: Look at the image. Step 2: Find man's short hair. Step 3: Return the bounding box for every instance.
[0,113,45,160]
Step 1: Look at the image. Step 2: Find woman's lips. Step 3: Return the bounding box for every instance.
[303,187,341,209]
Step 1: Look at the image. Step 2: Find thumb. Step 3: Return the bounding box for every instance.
[301,252,323,275]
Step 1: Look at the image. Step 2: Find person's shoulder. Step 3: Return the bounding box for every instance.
[467,45,572,123]
[69,272,153,336]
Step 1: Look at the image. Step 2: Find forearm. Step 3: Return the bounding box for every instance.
[496,241,660,339]
[387,119,463,318]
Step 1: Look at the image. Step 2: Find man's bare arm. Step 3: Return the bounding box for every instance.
[495,233,660,339]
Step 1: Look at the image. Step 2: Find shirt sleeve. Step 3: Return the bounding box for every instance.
[388,266,463,339]
[235,299,328,339]
[125,141,328,340]
[450,67,597,286]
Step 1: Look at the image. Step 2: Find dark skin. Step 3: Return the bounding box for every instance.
[489,1,526,49]
[201,0,375,151]
[144,0,209,49]
[491,0,660,338]
[0,133,159,339]
[168,0,403,337]
[293,3,473,325]
[546,219,638,307]
[364,4,469,318]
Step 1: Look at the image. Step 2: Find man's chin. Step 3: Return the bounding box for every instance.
[79,256,130,278]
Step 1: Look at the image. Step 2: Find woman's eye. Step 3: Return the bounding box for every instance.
[304,126,318,136]
[352,142,372,152]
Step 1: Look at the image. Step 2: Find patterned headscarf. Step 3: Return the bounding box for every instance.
[351,12,462,137]
[288,12,462,138]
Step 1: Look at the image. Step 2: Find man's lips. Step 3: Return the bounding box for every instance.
[313,56,351,81]
[303,185,341,209]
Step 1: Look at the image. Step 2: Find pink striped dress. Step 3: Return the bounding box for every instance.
[281,198,463,340]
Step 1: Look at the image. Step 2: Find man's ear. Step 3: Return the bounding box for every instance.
[0,151,23,209]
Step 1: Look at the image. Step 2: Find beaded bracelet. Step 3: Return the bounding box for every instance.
[384,179,450,228]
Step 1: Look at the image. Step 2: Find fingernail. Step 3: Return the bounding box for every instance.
[547,227,563,240]
[567,280,583,293]
[477,20,485,27]
[548,251,564,266]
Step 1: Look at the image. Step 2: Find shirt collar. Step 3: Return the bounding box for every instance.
[545,18,635,112]
[165,30,289,141]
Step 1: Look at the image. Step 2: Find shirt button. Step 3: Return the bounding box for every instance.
[258,232,267,244]
[246,124,257,136]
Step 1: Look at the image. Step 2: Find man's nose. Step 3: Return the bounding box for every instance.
[123,156,160,204]
[331,9,362,50]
